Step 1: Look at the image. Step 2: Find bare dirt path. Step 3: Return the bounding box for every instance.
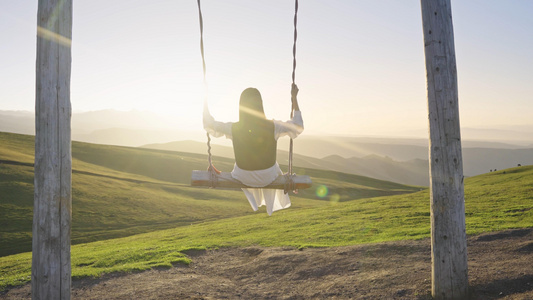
[2,228,532,299]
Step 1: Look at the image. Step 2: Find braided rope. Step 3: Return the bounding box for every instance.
[291,0,298,89]
[286,0,298,193]
[197,0,206,85]
[197,0,217,187]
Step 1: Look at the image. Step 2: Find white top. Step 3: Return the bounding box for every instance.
[203,107,304,187]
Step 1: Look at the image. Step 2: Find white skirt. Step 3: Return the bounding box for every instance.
[231,162,291,216]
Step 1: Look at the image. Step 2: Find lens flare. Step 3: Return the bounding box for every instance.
[316,185,328,198]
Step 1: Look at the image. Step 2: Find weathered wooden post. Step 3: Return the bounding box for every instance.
[33,0,73,299]
[420,1,468,299]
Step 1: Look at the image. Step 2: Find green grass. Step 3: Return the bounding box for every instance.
[0,162,256,256]
[1,131,419,257]
[464,167,533,232]
[1,164,532,290]
[2,131,531,290]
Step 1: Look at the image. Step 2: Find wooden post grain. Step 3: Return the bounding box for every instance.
[33,0,73,299]
[420,1,468,299]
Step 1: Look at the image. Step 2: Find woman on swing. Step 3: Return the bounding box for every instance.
[203,84,303,215]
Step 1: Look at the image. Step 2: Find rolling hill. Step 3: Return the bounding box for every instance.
[0,131,421,257]
[1,130,531,291]
[1,160,531,290]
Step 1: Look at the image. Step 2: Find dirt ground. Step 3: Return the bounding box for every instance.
[2,228,532,300]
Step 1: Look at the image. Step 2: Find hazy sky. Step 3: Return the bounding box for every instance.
[1,1,532,137]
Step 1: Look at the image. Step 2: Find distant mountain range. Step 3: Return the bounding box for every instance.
[141,139,533,186]
[0,109,199,147]
[277,135,533,161]
[2,109,533,148]
[2,109,532,186]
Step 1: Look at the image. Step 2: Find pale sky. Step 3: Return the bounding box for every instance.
[1,0,532,138]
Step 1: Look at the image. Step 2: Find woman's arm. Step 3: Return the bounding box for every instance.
[203,103,233,139]
[291,83,300,111]
[273,84,303,139]
[274,111,304,140]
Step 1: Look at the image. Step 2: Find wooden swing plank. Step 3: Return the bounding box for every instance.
[191,170,312,189]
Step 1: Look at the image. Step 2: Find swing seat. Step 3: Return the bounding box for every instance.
[191,170,312,189]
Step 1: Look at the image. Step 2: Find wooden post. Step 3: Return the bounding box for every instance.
[33,0,73,299]
[420,1,468,299]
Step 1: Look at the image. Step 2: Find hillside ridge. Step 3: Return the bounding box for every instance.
[0,131,420,257]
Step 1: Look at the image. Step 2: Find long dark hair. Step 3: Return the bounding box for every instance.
[232,88,276,170]
[238,88,266,123]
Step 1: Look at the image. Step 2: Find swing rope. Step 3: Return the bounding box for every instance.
[196,0,300,190]
[197,0,219,187]
[285,0,298,193]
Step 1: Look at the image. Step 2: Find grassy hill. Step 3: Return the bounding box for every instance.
[0,131,420,257]
[1,163,531,290]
